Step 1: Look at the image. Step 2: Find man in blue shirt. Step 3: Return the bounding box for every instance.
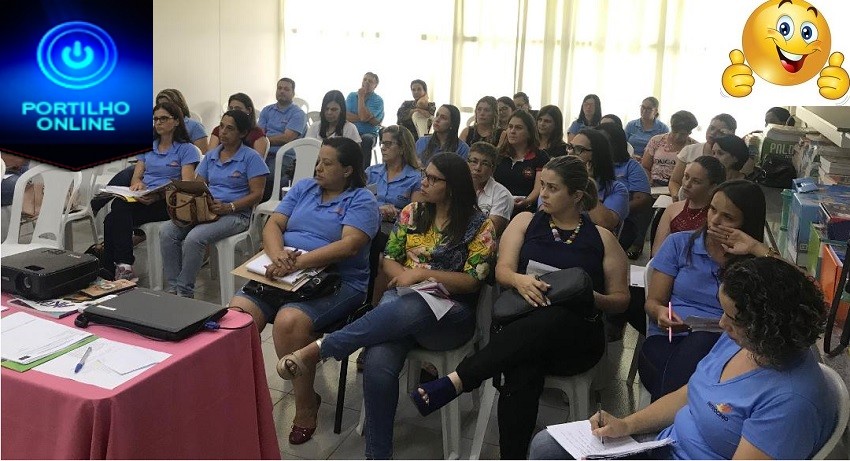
[346,72,384,169]
[258,77,307,199]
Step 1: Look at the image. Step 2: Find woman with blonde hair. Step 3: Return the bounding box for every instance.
[365,125,423,222]
[155,88,209,152]
[460,96,502,146]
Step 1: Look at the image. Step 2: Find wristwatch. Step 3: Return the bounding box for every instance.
[230,202,236,212]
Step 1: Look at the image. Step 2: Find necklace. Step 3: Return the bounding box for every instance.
[550,216,582,244]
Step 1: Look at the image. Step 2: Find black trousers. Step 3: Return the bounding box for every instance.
[638,331,721,402]
[91,165,135,216]
[102,199,169,273]
[456,305,604,459]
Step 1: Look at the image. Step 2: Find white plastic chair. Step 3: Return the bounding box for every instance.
[813,364,850,459]
[412,111,432,138]
[211,227,253,305]
[629,260,655,410]
[1,164,82,256]
[135,221,166,290]
[356,284,496,460]
[62,165,101,250]
[306,111,320,127]
[293,97,309,113]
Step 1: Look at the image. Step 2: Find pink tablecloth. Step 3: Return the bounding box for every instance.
[1,293,280,459]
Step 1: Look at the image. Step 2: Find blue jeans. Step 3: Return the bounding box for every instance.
[160,213,249,296]
[321,288,476,459]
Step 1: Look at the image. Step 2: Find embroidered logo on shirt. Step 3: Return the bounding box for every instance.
[707,401,732,421]
[230,171,243,178]
[167,160,179,167]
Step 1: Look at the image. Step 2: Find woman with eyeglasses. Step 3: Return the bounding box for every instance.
[365,125,423,222]
[407,155,629,459]
[497,96,517,132]
[494,110,550,215]
[531,256,835,460]
[460,96,503,146]
[567,128,630,233]
[641,110,698,188]
[415,104,470,166]
[207,93,269,158]
[101,102,200,281]
[275,153,496,459]
[668,113,737,200]
[467,141,514,236]
[306,90,362,144]
[625,97,669,158]
[156,88,209,153]
[567,94,602,142]
[638,180,774,403]
[537,105,568,158]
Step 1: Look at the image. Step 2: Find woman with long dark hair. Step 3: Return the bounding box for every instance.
[567,94,601,141]
[537,105,567,158]
[568,128,630,232]
[493,110,549,215]
[306,90,362,143]
[415,104,470,166]
[276,153,496,458]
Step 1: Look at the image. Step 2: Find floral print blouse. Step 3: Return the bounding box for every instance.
[384,202,496,282]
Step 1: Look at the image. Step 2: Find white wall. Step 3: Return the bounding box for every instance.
[153,0,280,128]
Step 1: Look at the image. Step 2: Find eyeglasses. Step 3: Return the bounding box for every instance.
[152,116,174,124]
[722,311,740,323]
[421,171,447,185]
[566,144,592,155]
[467,158,494,169]
[380,141,397,148]
[640,105,655,112]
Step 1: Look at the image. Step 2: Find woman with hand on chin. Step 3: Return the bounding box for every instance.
[227,137,379,446]
[531,256,835,460]
[365,125,423,222]
[275,153,496,459]
[493,110,550,215]
[160,110,269,298]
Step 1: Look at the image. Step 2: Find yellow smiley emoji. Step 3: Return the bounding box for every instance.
[722,0,848,99]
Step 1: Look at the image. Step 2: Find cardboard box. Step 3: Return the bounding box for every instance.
[821,244,849,329]
[787,186,850,252]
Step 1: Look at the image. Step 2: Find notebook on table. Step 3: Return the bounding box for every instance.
[78,288,227,341]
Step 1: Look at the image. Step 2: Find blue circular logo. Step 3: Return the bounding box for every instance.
[37,21,118,90]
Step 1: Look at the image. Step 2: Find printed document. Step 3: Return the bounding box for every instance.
[1,312,93,364]
[547,420,672,460]
[397,280,454,320]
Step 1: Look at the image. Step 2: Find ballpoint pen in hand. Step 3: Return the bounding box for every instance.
[596,402,605,445]
[74,346,93,373]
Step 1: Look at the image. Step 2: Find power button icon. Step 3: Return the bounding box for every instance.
[37,21,118,90]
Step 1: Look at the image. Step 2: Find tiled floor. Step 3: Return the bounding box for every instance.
[54,218,652,460]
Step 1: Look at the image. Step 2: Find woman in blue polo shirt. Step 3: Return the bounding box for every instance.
[566,94,601,141]
[229,136,379,446]
[415,104,470,166]
[531,256,835,460]
[638,180,771,402]
[159,110,269,298]
[625,96,669,158]
[102,102,200,281]
[365,125,423,222]
[568,128,630,233]
[156,88,209,152]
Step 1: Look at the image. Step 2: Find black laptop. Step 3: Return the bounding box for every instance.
[77,288,227,341]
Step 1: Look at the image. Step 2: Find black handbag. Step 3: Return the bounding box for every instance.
[492,267,594,324]
[242,269,341,308]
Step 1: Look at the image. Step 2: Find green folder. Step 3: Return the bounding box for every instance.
[1,335,99,373]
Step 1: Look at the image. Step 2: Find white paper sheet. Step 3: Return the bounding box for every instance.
[34,338,171,389]
[547,420,673,460]
[1,312,93,364]
[397,280,454,320]
[652,194,673,209]
[245,249,322,285]
[526,260,560,278]
[629,265,647,288]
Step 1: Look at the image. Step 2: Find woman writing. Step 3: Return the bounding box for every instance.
[102,102,199,281]
[531,256,835,460]
[409,155,629,459]
[652,156,726,256]
[365,125,423,222]
[208,93,269,158]
[415,104,469,166]
[493,110,550,215]
[460,96,503,146]
[537,105,568,158]
[306,90,362,143]
[160,110,269,298]
[227,137,379,445]
[276,153,496,459]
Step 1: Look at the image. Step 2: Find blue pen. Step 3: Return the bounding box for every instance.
[74,346,93,373]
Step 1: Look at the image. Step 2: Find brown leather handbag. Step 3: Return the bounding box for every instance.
[164,180,219,227]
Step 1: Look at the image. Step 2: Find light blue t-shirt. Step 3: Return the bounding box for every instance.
[625,118,669,157]
[614,159,651,194]
[598,178,630,223]
[658,334,835,460]
[137,140,200,188]
[648,231,722,337]
[258,103,307,156]
[414,136,470,166]
[184,117,209,143]
[567,120,588,135]
[345,92,384,136]
[275,178,380,292]
[196,144,269,217]
[365,163,421,209]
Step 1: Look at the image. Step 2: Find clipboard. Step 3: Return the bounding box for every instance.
[231,251,319,292]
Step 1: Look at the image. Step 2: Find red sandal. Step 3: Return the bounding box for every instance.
[288,393,321,445]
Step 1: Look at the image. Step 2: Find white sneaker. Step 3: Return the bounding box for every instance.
[114,264,138,282]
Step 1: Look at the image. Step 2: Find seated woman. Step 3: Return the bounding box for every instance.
[460,96,503,146]
[652,156,726,256]
[208,93,269,158]
[160,110,269,298]
[415,104,470,166]
[467,141,514,237]
[228,137,379,445]
[596,123,651,256]
[156,88,209,152]
[668,113,736,199]
[306,90,362,143]
[409,155,629,459]
[712,134,750,181]
[765,106,795,126]
[494,110,550,215]
[530,256,836,460]
[567,94,601,142]
[638,180,773,402]
[396,79,436,140]
[365,125,423,222]
[624,96,669,158]
[641,110,698,187]
[496,96,517,133]
[537,105,568,158]
[102,102,199,280]
[568,128,630,233]
[276,153,496,459]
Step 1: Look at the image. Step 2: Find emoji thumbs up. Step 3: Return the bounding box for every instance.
[818,52,849,100]
[722,49,755,97]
